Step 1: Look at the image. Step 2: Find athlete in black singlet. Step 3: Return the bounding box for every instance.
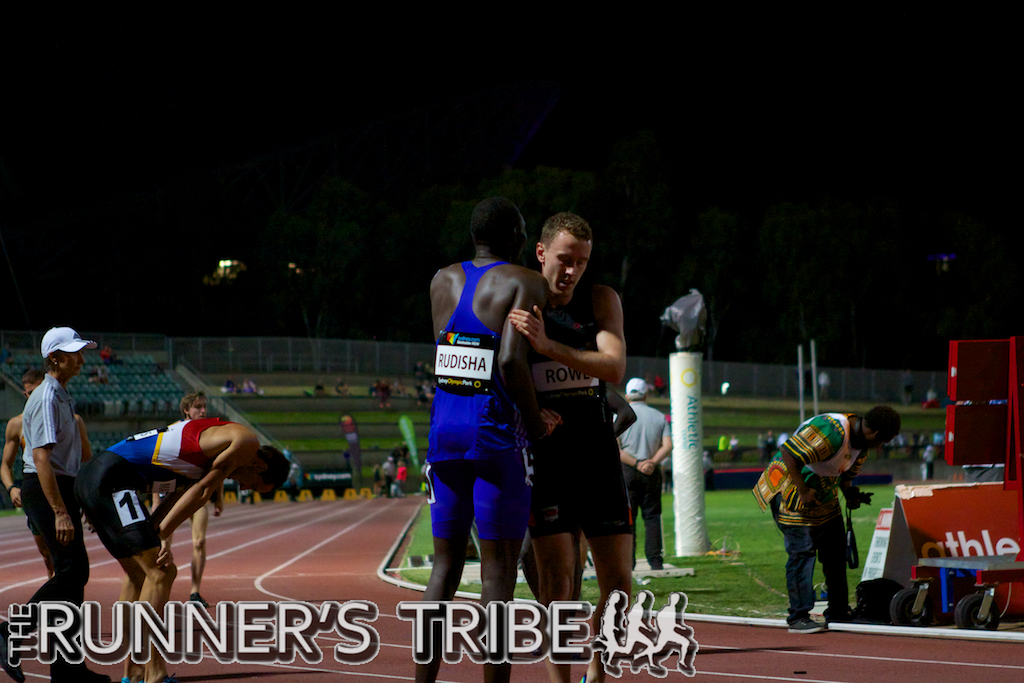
[508,212,631,683]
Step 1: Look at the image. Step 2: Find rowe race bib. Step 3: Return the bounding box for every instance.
[531,360,599,399]
[435,331,496,395]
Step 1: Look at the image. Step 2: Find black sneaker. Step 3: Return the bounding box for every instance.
[50,663,111,683]
[825,610,854,625]
[0,624,26,683]
[190,593,210,608]
[787,617,825,634]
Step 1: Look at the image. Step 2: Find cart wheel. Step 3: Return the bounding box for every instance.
[954,593,1000,630]
[890,587,933,626]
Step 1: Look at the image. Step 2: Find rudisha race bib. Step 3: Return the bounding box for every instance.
[434,331,495,395]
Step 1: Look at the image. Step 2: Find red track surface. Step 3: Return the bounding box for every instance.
[3,497,1023,682]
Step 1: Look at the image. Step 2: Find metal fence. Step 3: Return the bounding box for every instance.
[2,329,944,403]
[0,330,169,355]
[627,356,944,404]
[168,337,437,375]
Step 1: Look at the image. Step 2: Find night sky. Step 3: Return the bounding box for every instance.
[1,10,1018,366]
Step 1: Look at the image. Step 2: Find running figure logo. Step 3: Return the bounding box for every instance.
[592,590,698,677]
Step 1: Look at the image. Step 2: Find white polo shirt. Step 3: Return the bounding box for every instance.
[22,374,82,477]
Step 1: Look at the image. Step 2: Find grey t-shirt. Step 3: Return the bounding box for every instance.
[22,374,82,477]
[618,401,670,462]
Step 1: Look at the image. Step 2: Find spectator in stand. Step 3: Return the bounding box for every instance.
[100,345,113,365]
[241,377,260,395]
[377,379,392,409]
[222,377,237,394]
[335,378,349,396]
[654,374,666,398]
[88,363,109,384]
[729,434,741,462]
[393,378,407,397]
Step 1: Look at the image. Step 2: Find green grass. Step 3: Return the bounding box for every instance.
[399,484,895,617]
[250,411,430,424]
[283,437,429,451]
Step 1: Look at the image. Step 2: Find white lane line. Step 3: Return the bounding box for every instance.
[0,501,368,598]
[693,673,850,682]
[203,500,371,564]
[216,659,469,682]
[253,500,398,600]
[702,644,1024,670]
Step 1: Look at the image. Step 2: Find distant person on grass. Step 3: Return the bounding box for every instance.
[752,406,901,634]
[617,377,672,570]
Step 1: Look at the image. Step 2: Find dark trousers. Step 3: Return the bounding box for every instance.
[770,495,848,623]
[16,473,93,680]
[622,464,664,569]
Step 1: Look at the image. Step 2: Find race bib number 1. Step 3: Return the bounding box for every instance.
[114,489,146,527]
[434,331,495,395]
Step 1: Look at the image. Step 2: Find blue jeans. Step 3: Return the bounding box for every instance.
[770,495,849,623]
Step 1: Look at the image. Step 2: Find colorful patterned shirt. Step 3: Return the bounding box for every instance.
[752,413,867,526]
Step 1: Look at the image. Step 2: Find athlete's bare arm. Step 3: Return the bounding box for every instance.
[494,268,549,441]
[508,284,627,384]
[606,390,636,438]
[32,445,75,544]
[75,415,92,463]
[431,261,555,440]
[155,423,260,541]
[2,417,23,506]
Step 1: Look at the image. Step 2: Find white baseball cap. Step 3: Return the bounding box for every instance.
[40,327,97,358]
[625,377,647,398]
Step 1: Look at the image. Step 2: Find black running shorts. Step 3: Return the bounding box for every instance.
[75,450,161,559]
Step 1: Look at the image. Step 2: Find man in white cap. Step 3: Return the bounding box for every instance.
[0,327,111,683]
[618,377,672,570]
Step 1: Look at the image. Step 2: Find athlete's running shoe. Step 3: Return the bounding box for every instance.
[787,617,825,634]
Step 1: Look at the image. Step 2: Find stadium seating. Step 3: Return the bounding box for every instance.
[5,353,187,451]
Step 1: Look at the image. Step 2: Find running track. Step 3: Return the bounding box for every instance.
[2,497,1023,683]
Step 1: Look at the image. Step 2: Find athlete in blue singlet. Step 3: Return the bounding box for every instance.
[418,197,554,683]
